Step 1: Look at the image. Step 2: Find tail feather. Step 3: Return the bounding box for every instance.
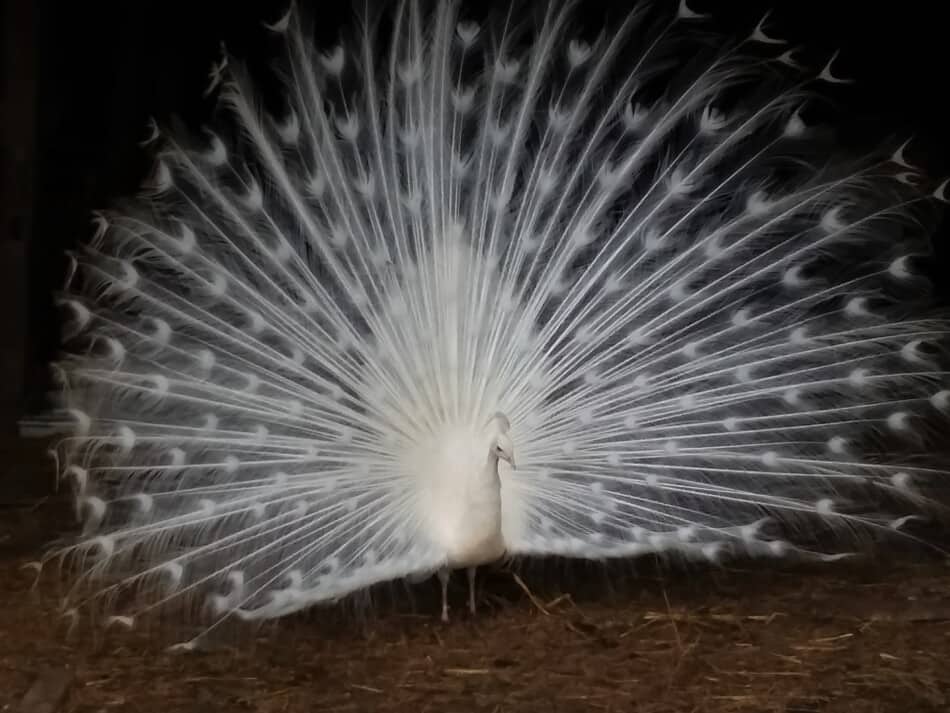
[34,0,949,643]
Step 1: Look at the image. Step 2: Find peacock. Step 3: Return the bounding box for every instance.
[28,0,950,647]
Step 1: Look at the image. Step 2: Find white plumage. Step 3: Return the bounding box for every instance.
[32,0,950,645]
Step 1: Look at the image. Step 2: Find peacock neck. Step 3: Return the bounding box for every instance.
[483,453,502,487]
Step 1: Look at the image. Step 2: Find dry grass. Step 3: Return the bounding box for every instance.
[3,498,950,712]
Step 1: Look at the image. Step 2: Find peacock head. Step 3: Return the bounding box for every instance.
[486,412,516,471]
[493,433,516,470]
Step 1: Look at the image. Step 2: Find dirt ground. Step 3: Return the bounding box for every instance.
[3,498,950,713]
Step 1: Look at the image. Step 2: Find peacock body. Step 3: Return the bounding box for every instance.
[35,0,950,644]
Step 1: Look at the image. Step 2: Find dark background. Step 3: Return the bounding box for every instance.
[1,0,947,497]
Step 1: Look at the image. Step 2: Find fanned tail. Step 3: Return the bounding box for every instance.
[31,0,950,645]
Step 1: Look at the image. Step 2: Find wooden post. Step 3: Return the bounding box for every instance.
[1,0,40,501]
[0,0,37,435]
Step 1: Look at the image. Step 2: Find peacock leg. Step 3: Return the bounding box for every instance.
[466,566,477,615]
[437,568,451,622]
